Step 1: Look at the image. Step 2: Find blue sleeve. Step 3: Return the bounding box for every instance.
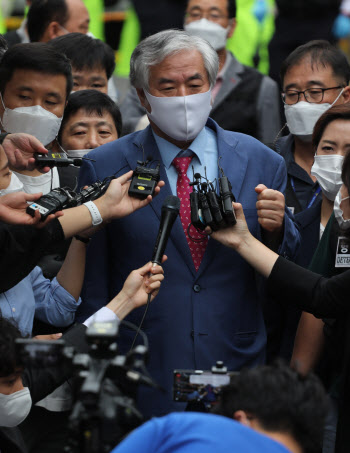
[76,159,111,322]
[111,419,160,453]
[271,157,301,260]
[31,267,80,327]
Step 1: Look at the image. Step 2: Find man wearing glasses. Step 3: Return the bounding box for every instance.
[264,40,350,365]
[276,40,350,215]
[183,0,281,143]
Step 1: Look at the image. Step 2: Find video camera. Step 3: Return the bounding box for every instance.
[173,361,237,411]
[16,319,157,453]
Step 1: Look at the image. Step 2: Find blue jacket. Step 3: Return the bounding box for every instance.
[77,119,300,416]
[112,412,290,453]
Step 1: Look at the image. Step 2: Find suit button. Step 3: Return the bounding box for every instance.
[193,284,201,293]
[191,330,195,339]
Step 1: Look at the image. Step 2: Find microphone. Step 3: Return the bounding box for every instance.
[130,195,180,351]
[151,195,180,265]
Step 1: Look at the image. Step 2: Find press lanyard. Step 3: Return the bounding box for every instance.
[290,177,321,209]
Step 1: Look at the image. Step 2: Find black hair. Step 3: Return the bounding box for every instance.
[341,152,350,238]
[227,0,236,18]
[312,103,350,149]
[213,362,328,453]
[0,42,73,98]
[0,317,22,377]
[49,33,116,79]
[281,40,350,87]
[27,0,69,43]
[0,34,8,61]
[342,151,350,198]
[58,89,123,140]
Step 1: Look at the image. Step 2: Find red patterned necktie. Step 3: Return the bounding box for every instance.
[173,156,208,272]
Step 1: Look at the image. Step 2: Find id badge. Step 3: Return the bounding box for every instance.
[335,236,350,267]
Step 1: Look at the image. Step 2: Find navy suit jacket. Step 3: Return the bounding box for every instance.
[77,119,300,416]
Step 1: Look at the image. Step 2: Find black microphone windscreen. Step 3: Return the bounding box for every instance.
[162,195,180,213]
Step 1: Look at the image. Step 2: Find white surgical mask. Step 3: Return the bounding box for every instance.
[1,96,62,146]
[0,172,23,196]
[311,154,344,201]
[0,387,32,427]
[67,149,91,158]
[184,18,229,50]
[284,89,344,141]
[334,188,350,229]
[144,89,212,142]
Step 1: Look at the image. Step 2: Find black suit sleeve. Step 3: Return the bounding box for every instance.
[23,324,88,404]
[0,219,64,292]
[267,256,350,318]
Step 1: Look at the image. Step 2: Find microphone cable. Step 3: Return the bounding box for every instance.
[129,295,151,352]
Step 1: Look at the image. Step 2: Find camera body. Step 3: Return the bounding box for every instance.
[16,319,150,453]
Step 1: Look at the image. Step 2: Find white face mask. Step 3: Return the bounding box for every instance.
[144,89,212,142]
[0,387,32,427]
[0,172,23,196]
[1,97,63,146]
[334,188,350,229]
[311,154,344,201]
[184,18,229,50]
[67,149,91,158]
[284,89,344,142]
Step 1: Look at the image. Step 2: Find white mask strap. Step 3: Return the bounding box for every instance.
[331,88,345,107]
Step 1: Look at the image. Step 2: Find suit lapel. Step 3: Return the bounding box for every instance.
[128,127,197,276]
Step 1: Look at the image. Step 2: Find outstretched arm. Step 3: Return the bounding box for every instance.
[211,202,279,278]
[211,203,350,319]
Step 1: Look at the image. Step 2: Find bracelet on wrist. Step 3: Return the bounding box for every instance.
[83,201,103,226]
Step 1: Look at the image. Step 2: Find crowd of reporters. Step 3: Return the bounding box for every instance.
[2,0,350,452]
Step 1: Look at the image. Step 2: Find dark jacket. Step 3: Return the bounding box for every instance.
[268,257,350,453]
[3,30,22,48]
[0,219,64,292]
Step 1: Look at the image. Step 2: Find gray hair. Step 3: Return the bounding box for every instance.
[130,29,219,90]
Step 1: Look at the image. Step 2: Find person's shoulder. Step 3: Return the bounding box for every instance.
[158,413,289,452]
[217,125,283,164]
[3,30,21,46]
[85,130,146,160]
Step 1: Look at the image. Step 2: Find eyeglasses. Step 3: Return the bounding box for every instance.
[282,86,343,105]
[186,11,228,22]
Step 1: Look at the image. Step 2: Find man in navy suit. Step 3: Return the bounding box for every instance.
[78,29,300,417]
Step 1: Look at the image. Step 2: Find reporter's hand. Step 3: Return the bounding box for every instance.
[33,333,63,340]
[106,260,166,320]
[255,184,285,233]
[3,133,50,173]
[0,192,63,226]
[207,202,251,250]
[122,261,165,306]
[94,170,165,221]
